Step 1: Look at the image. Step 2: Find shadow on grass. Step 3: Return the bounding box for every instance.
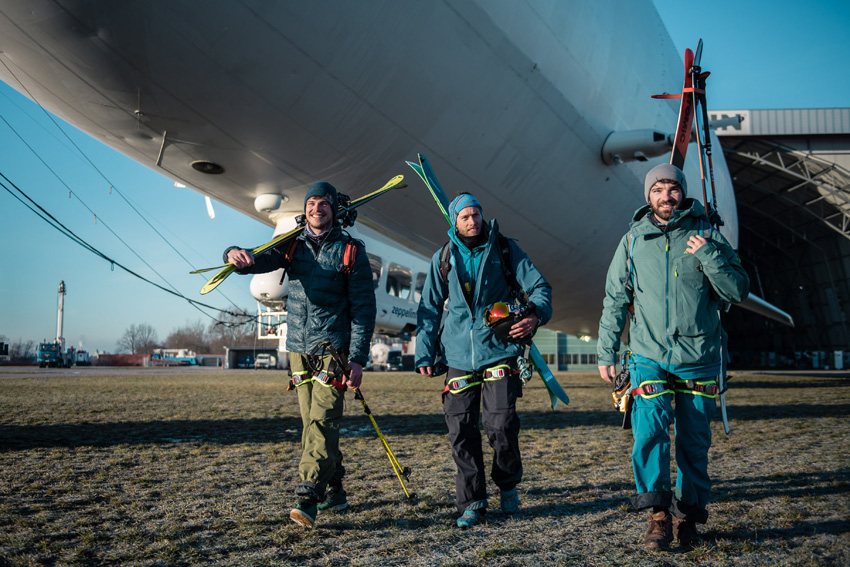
[714,470,850,502]
[4,400,848,450]
[729,378,850,389]
[712,518,850,541]
[0,417,304,450]
[0,409,631,451]
[729,403,850,421]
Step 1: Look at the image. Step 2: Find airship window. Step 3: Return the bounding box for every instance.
[414,273,426,302]
[386,263,412,299]
[367,253,382,290]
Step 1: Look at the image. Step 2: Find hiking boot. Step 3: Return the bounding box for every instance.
[673,517,704,547]
[289,498,318,529]
[500,488,519,514]
[456,509,482,529]
[643,510,672,551]
[317,489,348,512]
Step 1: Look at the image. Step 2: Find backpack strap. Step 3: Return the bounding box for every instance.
[284,238,299,266]
[278,239,301,284]
[342,239,360,275]
[625,232,636,292]
[439,241,452,284]
[494,234,529,304]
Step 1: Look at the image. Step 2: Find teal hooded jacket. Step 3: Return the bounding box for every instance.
[415,219,552,371]
[597,199,749,368]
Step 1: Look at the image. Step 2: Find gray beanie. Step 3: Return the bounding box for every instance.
[644,163,687,203]
[304,181,338,216]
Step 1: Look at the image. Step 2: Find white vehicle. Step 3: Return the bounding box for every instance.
[254,353,276,369]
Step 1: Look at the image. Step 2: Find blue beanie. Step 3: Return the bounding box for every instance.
[304,181,338,216]
[449,193,483,226]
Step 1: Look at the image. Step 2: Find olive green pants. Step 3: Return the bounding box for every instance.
[290,353,346,499]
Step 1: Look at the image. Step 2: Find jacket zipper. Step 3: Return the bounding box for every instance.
[665,234,674,366]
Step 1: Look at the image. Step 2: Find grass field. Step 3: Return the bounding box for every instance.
[1,366,848,566]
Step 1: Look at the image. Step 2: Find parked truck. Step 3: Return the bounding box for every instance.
[37,341,73,368]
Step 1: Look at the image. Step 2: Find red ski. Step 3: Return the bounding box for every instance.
[652,47,696,169]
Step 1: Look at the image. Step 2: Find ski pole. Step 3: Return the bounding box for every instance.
[351,388,414,500]
[317,341,414,500]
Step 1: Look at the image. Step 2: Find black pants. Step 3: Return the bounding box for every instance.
[443,360,522,514]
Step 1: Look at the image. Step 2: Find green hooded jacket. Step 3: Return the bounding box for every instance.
[597,199,749,367]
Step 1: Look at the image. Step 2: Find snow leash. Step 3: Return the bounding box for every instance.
[406,154,569,410]
[192,175,407,295]
[316,341,415,501]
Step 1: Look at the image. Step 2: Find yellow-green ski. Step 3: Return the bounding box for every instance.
[197,175,406,295]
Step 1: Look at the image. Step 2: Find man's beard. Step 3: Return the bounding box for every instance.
[651,201,678,221]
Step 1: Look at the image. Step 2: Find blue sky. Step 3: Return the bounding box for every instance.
[1,1,848,353]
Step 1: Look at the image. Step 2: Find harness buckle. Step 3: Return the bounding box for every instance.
[315,371,331,385]
[488,367,507,379]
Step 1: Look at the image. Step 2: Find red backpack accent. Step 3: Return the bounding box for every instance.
[280,237,359,280]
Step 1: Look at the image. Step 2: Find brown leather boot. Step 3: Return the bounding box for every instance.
[673,516,704,547]
[643,509,672,550]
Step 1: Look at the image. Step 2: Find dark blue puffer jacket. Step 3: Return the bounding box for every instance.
[230,226,376,365]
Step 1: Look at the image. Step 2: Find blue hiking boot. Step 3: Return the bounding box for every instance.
[289,498,318,529]
[317,489,348,512]
[456,509,482,529]
[500,488,519,514]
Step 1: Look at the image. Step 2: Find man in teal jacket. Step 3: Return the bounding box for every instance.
[416,193,552,529]
[225,181,376,529]
[597,164,748,550]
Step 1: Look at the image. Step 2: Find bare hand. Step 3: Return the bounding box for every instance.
[598,365,616,383]
[227,248,255,269]
[509,312,539,341]
[685,234,707,254]
[345,361,363,389]
[417,366,433,377]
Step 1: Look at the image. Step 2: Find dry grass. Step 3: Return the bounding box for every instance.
[0,366,848,566]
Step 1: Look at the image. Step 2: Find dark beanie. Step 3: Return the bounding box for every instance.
[304,181,338,215]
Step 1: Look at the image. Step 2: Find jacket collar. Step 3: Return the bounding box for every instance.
[629,199,707,236]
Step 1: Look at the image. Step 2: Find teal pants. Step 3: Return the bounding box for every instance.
[629,353,717,523]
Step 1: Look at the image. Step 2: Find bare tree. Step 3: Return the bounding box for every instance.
[117,323,159,354]
[207,309,257,353]
[8,338,36,363]
[166,320,210,354]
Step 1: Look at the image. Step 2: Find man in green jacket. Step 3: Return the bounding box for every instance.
[225,181,376,529]
[597,164,748,550]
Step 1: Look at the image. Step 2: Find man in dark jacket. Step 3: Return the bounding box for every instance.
[597,164,749,550]
[415,193,552,529]
[225,181,376,529]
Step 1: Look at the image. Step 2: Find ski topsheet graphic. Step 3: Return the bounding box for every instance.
[195,175,406,295]
[407,154,569,409]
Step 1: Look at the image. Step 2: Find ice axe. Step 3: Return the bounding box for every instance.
[317,341,415,500]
